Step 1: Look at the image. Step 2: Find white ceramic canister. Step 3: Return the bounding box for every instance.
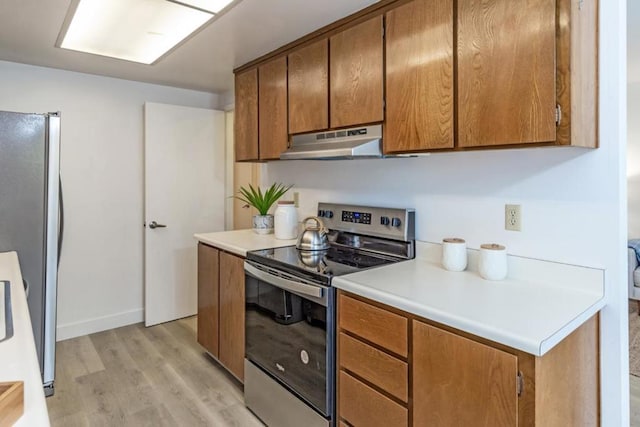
[478,243,508,281]
[442,238,467,272]
[274,201,298,240]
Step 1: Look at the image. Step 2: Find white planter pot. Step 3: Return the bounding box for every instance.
[253,214,274,235]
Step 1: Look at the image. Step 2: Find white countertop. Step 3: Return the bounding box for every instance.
[333,242,605,356]
[0,252,50,426]
[194,229,297,257]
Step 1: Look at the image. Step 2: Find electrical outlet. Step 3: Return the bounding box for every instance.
[293,192,300,208]
[505,204,522,231]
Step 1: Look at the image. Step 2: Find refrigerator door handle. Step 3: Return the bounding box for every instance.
[58,176,64,266]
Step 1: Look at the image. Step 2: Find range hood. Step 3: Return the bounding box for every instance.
[280,125,382,160]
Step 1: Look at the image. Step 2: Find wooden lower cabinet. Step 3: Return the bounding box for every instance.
[339,371,408,427]
[413,320,518,426]
[197,243,219,357]
[196,243,246,382]
[337,291,599,427]
[218,251,245,381]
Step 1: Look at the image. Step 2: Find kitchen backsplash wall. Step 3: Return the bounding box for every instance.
[629,82,640,238]
[0,60,221,340]
[265,146,614,269]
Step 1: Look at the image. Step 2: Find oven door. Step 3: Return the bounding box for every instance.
[244,260,334,418]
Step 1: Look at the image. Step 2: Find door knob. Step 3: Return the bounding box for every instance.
[149,221,167,229]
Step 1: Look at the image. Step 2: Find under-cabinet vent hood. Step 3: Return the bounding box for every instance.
[280,125,382,160]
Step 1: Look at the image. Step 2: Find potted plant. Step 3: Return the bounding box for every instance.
[235,183,293,234]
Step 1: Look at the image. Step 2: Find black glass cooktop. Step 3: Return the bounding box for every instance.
[246,244,403,284]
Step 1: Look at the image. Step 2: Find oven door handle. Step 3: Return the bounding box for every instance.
[244,262,324,299]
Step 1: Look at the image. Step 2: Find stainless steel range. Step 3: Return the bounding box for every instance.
[243,203,415,427]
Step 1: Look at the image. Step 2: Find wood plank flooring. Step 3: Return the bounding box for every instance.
[47,317,263,427]
[632,375,640,426]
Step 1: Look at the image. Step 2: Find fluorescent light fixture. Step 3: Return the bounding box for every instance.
[170,0,235,14]
[58,0,214,64]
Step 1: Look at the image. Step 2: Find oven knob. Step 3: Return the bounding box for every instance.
[391,217,402,227]
[317,209,325,217]
[380,216,390,226]
[325,210,334,219]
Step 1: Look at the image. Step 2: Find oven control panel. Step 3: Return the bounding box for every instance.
[340,210,372,224]
[317,203,415,242]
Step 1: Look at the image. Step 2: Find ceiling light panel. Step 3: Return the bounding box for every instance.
[173,0,235,14]
[60,0,213,64]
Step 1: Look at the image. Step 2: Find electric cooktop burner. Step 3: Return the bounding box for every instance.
[246,244,403,283]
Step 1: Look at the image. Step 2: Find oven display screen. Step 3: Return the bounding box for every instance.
[342,210,371,224]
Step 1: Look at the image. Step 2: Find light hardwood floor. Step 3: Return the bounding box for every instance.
[46,317,263,426]
[632,375,640,426]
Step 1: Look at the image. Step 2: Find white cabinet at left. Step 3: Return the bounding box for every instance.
[0,252,50,426]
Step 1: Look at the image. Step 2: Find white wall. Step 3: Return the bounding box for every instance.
[0,60,221,340]
[629,82,640,238]
[264,2,629,424]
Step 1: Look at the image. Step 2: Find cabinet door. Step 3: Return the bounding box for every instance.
[259,57,288,160]
[384,0,453,153]
[288,39,329,134]
[197,243,219,357]
[412,320,518,426]
[457,0,556,147]
[330,16,383,129]
[235,68,259,160]
[219,251,246,381]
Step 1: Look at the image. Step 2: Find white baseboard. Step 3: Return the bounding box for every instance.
[56,308,144,341]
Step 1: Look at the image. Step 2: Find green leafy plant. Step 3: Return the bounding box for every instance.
[235,183,293,216]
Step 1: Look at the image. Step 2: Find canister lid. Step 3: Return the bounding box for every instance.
[480,243,506,251]
[443,238,465,243]
[277,200,295,205]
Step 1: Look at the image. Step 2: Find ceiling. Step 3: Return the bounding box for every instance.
[0,1,635,92]
[0,0,379,94]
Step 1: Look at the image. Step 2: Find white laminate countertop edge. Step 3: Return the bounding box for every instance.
[193,229,297,257]
[333,243,605,357]
[0,252,50,426]
[537,299,606,355]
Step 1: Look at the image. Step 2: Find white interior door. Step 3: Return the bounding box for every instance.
[144,102,225,326]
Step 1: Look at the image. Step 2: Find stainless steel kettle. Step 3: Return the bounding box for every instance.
[296,217,330,251]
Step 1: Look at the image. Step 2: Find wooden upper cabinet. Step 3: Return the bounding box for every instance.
[197,243,219,357]
[412,320,518,426]
[259,57,288,160]
[457,0,556,148]
[556,0,598,148]
[288,39,329,134]
[384,0,454,153]
[330,16,383,129]
[235,69,259,160]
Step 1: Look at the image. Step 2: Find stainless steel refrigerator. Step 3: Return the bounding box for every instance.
[0,110,62,396]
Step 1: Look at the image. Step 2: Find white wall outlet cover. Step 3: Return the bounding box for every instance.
[505,204,522,231]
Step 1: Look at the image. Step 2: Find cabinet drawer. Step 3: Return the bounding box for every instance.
[339,332,408,402]
[338,293,408,357]
[339,371,407,427]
